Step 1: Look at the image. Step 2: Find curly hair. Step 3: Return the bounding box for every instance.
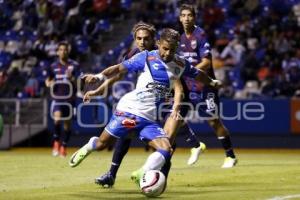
[132,21,156,39]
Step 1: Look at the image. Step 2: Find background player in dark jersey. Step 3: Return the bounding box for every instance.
[178,4,237,168]
[94,22,157,187]
[45,42,81,157]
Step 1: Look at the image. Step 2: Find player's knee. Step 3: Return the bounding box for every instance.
[209,119,229,136]
[160,142,173,154]
[96,139,108,150]
[209,119,222,129]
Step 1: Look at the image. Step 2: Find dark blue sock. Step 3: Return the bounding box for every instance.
[62,130,71,147]
[109,138,131,178]
[53,123,61,141]
[219,136,235,158]
[182,123,200,148]
[160,143,176,178]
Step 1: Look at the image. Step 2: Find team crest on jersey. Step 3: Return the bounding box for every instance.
[68,65,74,71]
[191,40,197,49]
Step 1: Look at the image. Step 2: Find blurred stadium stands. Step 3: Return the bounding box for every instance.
[0,0,299,148]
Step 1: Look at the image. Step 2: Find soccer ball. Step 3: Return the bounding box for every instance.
[140,170,166,197]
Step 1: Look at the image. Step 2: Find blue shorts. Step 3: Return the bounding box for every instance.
[50,100,75,119]
[105,111,168,142]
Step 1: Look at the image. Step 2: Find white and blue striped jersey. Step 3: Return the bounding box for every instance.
[117,50,200,122]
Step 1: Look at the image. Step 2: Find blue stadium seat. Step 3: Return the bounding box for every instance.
[4,30,19,42]
[75,37,89,54]
[0,51,12,69]
[97,19,111,32]
[121,0,132,10]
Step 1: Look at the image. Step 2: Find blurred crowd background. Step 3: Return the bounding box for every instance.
[0,0,299,99]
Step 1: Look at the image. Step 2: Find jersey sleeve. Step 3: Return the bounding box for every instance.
[47,64,55,79]
[72,61,82,78]
[182,59,201,78]
[198,32,211,59]
[122,51,147,72]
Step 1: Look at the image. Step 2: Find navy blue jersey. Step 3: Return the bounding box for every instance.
[178,26,216,93]
[48,59,81,101]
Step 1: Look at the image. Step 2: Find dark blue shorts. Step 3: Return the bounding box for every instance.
[50,100,75,120]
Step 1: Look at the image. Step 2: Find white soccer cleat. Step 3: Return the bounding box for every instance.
[52,149,59,157]
[187,142,206,165]
[221,157,238,168]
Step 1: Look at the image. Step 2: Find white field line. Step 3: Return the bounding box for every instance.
[266,194,300,200]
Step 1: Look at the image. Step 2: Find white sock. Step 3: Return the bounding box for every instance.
[83,136,98,151]
[142,151,166,171]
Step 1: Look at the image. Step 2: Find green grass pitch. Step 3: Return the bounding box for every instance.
[0,148,300,200]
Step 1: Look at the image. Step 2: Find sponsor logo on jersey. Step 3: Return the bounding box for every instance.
[152,63,160,70]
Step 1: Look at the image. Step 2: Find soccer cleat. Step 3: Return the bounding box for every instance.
[59,146,67,158]
[52,141,60,157]
[221,157,238,168]
[69,147,90,167]
[187,142,206,165]
[95,172,115,188]
[131,168,144,186]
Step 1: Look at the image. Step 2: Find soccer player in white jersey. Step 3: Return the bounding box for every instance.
[69,28,221,188]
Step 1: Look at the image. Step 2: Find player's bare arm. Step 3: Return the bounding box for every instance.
[195,57,211,72]
[83,64,128,102]
[170,78,184,120]
[82,64,123,84]
[194,69,222,89]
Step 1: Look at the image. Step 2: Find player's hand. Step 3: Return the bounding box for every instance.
[210,79,223,89]
[83,90,96,103]
[81,74,100,84]
[45,78,54,87]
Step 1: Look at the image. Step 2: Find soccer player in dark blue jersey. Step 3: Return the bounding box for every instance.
[45,42,81,157]
[178,4,237,168]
